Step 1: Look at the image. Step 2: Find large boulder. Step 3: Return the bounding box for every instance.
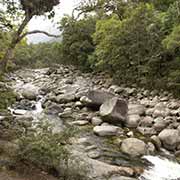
[21,84,39,100]
[121,138,147,157]
[80,90,115,109]
[93,125,120,136]
[100,97,128,124]
[158,129,180,150]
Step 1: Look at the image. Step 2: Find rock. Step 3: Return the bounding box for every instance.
[153,103,170,118]
[128,104,145,116]
[126,114,141,128]
[151,135,161,150]
[139,116,154,127]
[137,127,157,136]
[147,142,155,154]
[145,108,154,116]
[100,97,128,124]
[121,138,147,157]
[158,129,180,150]
[88,151,101,159]
[143,90,150,97]
[44,102,63,115]
[93,125,120,136]
[125,88,137,96]
[75,101,83,108]
[77,137,92,146]
[58,108,72,118]
[71,120,89,126]
[13,109,27,115]
[55,93,75,103]
[80,90,115,109]
[110,176,137,180]
[13,99,36,111]
[153,118,167,132]
[168,101,179,110]
[21,84,39,100]
[127,131,134,137]
[91,117,103,126]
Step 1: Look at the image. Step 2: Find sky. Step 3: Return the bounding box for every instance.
[27,0,81,43]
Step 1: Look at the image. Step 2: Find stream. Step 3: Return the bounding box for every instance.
[6,67,180,180]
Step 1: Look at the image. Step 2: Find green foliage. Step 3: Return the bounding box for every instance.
[60,16,96,71]
[0,85,16,110]
[163,25,180,53]
[92,4,164,86]
[17,122,88,179]
[13,42,63,68]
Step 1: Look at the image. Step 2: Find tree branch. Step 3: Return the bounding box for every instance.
[19,30,61,42]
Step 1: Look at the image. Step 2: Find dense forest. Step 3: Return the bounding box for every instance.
[0,0,180,95]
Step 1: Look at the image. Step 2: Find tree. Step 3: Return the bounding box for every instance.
[59,15,96,71]
[0,0,60,73]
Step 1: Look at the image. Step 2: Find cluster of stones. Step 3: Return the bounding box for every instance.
[3,66,180,180]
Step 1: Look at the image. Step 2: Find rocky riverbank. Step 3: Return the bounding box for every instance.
[1,65,180,179]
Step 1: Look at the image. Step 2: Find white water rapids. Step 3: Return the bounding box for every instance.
[140,156,180,180]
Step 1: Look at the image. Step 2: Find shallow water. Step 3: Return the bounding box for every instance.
[140,155,180,180]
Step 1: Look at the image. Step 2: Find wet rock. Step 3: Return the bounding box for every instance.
[80,90,115,109]
[126,114,141,128]
[100,97,128,124]
[121,138,147,157]
[93,125,120,136]
[128,104,145,116]
[13,109,27,115]
[147,142,155,154]
[151,135,162,150]
[13,99,36,111]
[158,129,180,150]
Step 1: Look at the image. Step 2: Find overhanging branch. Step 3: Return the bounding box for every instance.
[19,30,61,42]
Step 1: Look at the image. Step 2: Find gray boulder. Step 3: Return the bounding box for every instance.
[100,97,128,124]
[158,129,180,150]
[121,138,147,157]
[80,90,115,109]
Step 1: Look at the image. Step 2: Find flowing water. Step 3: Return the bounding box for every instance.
[140,155,180,180]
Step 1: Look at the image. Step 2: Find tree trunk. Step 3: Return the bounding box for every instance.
[0,14,32,74]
